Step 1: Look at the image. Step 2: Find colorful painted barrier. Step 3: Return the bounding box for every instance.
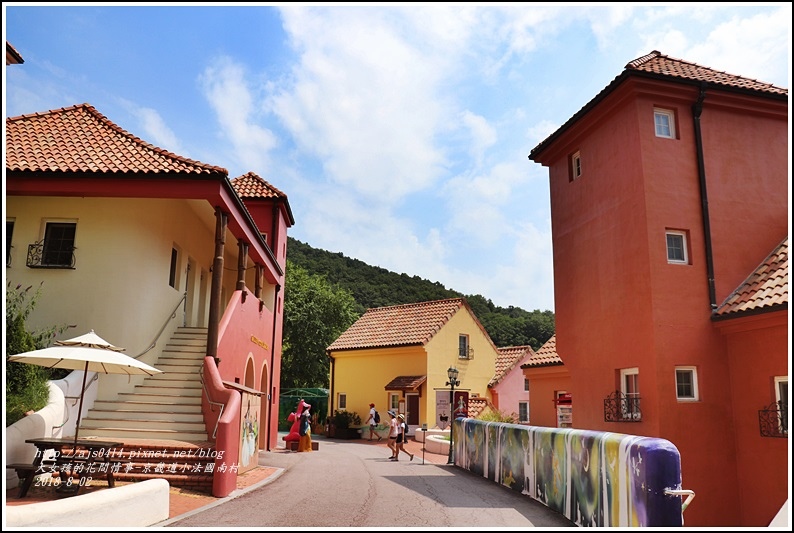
[454,419,686,527]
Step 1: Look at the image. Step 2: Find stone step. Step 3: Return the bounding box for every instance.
[93,400,201,413]
[115,392,202,404]
[82,409,204,423]
[133,385,202,396]
[80,417,206,432]
[77,427,210,442]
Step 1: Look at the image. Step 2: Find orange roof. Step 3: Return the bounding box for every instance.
[714,237,789,319]
[626,50,788,96]
[467,397,491,419]
[530,50,787,161]
[6,41,24,65]
[6,104,227,176]
[384,375,427,391]
[231,172,288,200]
[521,334,563,368]
[328,298,479,351]
[490,345,535,387]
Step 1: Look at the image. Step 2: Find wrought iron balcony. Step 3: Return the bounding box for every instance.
[758,401,787,438]
[604,390,642,422]
[26,240,76,269]
[458,347,474,360]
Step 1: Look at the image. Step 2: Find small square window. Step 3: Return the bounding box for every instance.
[571,151,582,180]
[41,222,76,267]
[666,230,688,264]
[654,108,676,138]
[675,367,699,401]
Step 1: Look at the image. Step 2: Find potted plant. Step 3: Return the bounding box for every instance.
[328,410,362,439]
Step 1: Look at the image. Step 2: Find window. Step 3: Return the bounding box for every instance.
[524,378,529,392]
[41,222,76,267]
[666,230,688,264]
[389,393,400,411]
[458,334,471,359]
[6,220,13,266]
[775,377,788,434]
[570,151,582,180]
[337,393,347,410]
[621,367,641,421]
[675,366,699,401]
[169,247,179,288]
[518,402,529,423]
[654,108,676,138]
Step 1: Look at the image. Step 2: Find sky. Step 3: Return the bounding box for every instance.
[3,3,791,313]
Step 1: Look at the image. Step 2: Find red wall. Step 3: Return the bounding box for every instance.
[537,78,788,526]
[524,366,571,428]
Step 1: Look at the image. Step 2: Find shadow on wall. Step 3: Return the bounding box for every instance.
[454,419,688,527]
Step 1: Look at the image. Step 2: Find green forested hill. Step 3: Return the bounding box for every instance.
[286,237,554,351]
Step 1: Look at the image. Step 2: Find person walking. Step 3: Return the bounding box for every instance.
[367,403,382,441]
[387,410,399,459]
[392,413,414,461]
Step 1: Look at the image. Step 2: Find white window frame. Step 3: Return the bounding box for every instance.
[524,378,529,392]
[775,376,788,435]
[620,367,641,421]
[337,392,347,410]
[675,366,699,401]
[654,108,676,139]
[571,151,582,180]
[518,401,529,423]
[389,393,400,411]
[458,334,471,359]
[666,230,688,264]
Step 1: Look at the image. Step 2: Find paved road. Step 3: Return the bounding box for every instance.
[166,437,575,528]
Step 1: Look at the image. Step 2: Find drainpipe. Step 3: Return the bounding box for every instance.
[268,283,281,451]
[691,84,718,309]
[207,207,227,364]
[328,350,335,417]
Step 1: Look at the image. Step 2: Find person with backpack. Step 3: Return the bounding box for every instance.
[367,403,382,441]
[392,413,414,461]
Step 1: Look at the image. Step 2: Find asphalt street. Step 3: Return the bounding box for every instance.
[165,435,576,528]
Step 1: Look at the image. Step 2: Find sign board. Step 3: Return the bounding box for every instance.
[557,405,573,428]
[453,391,469,418]
[421,423,428,432]
[435,391,451,430]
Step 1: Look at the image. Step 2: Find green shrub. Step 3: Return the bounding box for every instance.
[5,282,69,426]
[477,408,518,424]
[331,410,361,429]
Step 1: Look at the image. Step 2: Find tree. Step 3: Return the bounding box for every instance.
[281,261,359,389]
[5,281,69,426]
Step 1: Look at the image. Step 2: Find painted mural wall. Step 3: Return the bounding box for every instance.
[454,418,686,527]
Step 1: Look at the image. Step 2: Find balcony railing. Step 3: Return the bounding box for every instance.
[758,401,788,438]
[458,347,474,360]
[604,390,642,422]
[26,240,76,269]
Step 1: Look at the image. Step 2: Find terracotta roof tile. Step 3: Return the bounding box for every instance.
[521,334,563,368]
[327,298,468,351]
[384,375,427,391]
[467,397,491,419]
[627,50,788,96]
[489,345,535,387]
[715,237,788,318]
[6,41,24,65]
[6,104,227,176]
[231,172,288,199]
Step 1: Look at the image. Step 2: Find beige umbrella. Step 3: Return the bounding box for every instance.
[8,330,162,444]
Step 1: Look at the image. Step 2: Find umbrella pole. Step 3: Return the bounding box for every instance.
[74,361,89,447]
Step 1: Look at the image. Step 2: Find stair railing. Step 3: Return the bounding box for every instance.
[199,360,225,439]
[133,292,187,359]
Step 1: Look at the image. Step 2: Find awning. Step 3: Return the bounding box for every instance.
[385,375,427,392]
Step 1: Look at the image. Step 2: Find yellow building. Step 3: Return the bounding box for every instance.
[326,298,500,435]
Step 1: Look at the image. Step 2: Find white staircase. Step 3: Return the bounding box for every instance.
[78,327,210,442]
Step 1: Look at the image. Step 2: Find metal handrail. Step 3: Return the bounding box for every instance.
[132,292,187,360]
[664,488,696,512]
[199,361,225,440]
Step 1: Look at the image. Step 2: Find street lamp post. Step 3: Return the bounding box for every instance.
[446,366,460,465]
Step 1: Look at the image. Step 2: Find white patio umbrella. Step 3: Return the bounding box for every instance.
[8,330,162,444]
